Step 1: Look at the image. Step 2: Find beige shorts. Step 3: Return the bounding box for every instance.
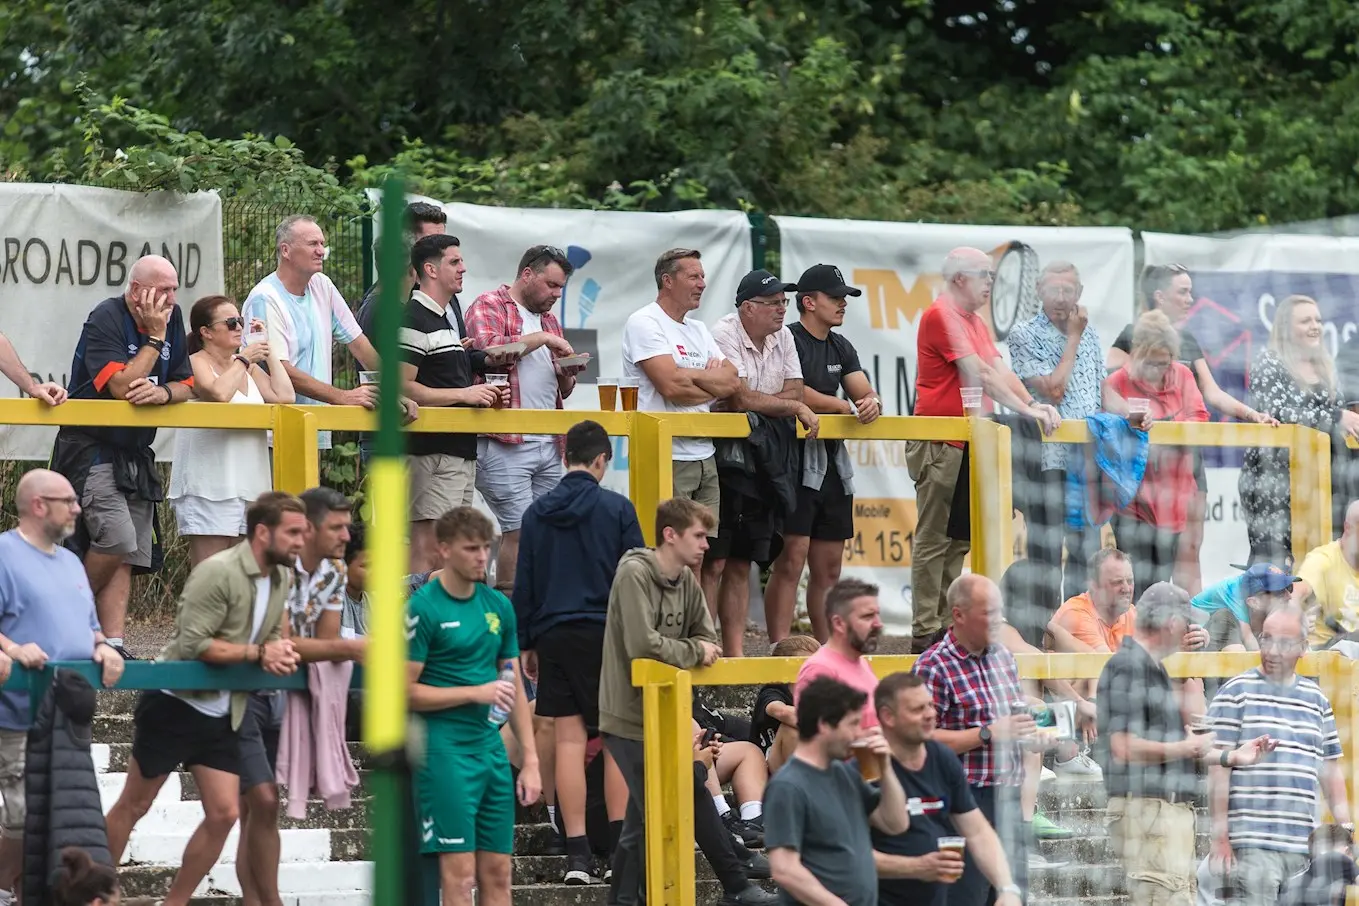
[409,454,476,522]
[1105,795,1196,906]
[0,729,26,837]
[672,456,720,536]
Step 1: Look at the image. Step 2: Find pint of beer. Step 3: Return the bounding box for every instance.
[850,740,881,782]
[620,377,639,411]
[937,836,966,882]
[598,378,619,411]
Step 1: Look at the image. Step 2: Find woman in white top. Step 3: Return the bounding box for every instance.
[170,294,294,566]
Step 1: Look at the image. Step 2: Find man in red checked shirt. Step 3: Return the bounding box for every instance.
[466,244,590,594]
[908,247,1061,653]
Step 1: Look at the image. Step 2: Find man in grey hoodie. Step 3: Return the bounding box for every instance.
[599,497,774,906]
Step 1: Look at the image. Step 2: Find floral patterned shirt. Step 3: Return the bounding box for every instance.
[290,556,346,639]
[1007,311,1105,471]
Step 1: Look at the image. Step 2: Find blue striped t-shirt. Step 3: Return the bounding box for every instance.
[1207,669,1342,854]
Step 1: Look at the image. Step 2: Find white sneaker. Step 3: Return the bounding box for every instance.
[1029,850,1069,870]
[1053,751,1103,779]
[1039,765,1057,782]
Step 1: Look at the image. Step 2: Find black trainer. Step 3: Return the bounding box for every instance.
[741,850,771,880]
[723,811,764,849]
[719,884,778,906]
[563,855,599,885]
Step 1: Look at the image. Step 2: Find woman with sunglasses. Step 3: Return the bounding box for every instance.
[1106,265,1275,594]
[169,295,295,567]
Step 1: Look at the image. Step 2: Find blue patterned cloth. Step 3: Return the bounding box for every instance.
[1065,414,1149,529]
[1007,312,1105,471]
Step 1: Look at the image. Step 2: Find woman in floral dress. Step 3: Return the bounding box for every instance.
[1240,295,1359,565]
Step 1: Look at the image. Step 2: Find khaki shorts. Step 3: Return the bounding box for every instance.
[409,454,476,522]
[672,456,720,536]
[1105,795,1196,906]
[81,462,153,568]
[0,729,26,837]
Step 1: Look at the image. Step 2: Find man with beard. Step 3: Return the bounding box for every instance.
[909,248,1060,653]
[871,672,1022,906]
[764,677,909,906]
[765,264,880,645]
[912,574,1034,906]
[0,469,124,897]
[793,578,884,729]
[467,245,588,594]
[105,492,304,906]
[408,507,541,906]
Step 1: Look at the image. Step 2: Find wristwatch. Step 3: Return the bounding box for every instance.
[979,725,993,744]
[145,336,166,352]
[1001,884,1022,898]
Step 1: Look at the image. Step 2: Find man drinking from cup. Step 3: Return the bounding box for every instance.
[872,672,1023,906]
[764,677,909,906]
[912,574,1034,906]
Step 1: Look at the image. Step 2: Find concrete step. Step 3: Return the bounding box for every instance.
[511,852,741,885]
[510,879,776,906]
[1038,832,1211,863]
[1046,808,1213,838]
[123,827,333,866]
[1028,862,1126,897]
[119,860,372,898]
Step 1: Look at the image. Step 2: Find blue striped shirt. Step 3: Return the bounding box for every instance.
[1207,670,1342,854]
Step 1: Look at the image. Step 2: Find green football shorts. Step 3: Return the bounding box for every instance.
[414,743,515,854]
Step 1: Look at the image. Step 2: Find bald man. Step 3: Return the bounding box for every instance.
[50,254,194,658]
[0,469,124,893]
[908,248,1061,653]
[1206,607,1350,906]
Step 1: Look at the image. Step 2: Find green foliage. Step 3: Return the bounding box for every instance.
[6,0,1359,231]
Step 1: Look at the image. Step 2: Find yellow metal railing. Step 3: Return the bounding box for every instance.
[1048,420,1332,565]
[633,650,1359,906]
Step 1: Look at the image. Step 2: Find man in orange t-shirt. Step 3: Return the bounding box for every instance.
[1053,548,1138,653]
[908,247,1060,653]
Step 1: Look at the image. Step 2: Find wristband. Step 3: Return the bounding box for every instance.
[160,384,173,405]
[232,354,250,369]
[145,336,166,352]
[1219,750,1232,768]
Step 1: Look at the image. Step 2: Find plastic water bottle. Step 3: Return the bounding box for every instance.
[487,662,515,726]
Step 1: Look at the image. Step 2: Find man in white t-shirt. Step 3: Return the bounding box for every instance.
[242,214,413,449]
[467,245,588,594]
[621,248,740,604]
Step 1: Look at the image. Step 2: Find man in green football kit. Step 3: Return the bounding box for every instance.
[408,507,543,906]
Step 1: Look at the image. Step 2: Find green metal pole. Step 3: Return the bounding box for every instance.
[364,176,410,906]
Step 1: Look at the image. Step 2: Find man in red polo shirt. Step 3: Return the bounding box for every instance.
[908,247,1060,653]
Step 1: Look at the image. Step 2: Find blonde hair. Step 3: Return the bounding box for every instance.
[1130,309,1181,359]
[771,635,821,658]
[1268,295,1335,396]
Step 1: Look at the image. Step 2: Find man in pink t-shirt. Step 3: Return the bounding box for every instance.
[793,578,883,729]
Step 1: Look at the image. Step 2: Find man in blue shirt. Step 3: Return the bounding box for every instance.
[1007,261,1127,605]
[0,468,125,896]
[51,254,194,660]
[1192,563,1299,651]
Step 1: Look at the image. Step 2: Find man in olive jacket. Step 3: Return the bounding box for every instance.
[599,497,721,906]
[104,492,304,906]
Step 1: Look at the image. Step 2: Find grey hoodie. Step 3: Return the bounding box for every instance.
[598,548,718,740]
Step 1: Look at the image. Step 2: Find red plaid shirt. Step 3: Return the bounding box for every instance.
[911,629,1024,787]
[465,284,574,447]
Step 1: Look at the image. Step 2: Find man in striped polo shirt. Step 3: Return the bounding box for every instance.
[1207,607,1352,906]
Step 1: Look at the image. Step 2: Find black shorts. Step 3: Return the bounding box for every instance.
[238,692,283,792]
[534,622,605,732]
[131,691,239,779]
[784,460,854,542]
[706,491,776,563]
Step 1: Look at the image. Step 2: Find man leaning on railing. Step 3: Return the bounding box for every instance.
[0,468,125,902]
[51,253,194,661]
[104,492,303,906]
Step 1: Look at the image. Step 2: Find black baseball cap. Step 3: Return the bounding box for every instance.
[735,269,798,305]
[795,263,862,298]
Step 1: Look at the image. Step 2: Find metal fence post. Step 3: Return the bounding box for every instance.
[968,418,1014,580]
[273,405,320,494]
[1289,425,1333,562]
[749,213,768,271]
[636,659,691,906]
[629,414,673,545]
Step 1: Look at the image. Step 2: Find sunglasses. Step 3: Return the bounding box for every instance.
[527,245,568,269]
[213,317,246,330]
[960,269,997,281]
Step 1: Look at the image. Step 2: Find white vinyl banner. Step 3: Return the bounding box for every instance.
[1143,231,1359,586]
[777,216,1136,632]
[371,194,754,498]
[0,184,224,459]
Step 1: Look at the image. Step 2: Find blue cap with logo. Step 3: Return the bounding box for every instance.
[1232,563,1300,597]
